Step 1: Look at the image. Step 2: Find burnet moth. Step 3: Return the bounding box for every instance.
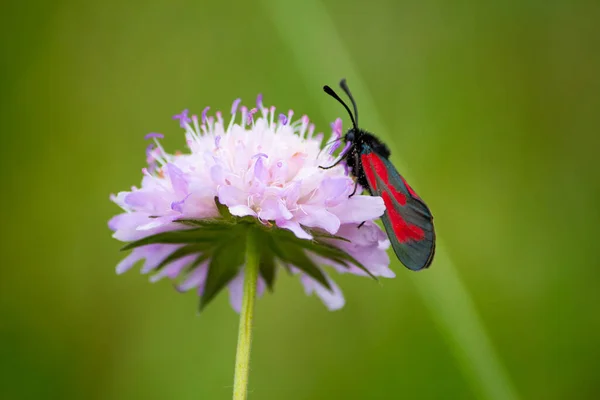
[321,79,436,271]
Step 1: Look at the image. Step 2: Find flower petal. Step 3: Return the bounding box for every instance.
[330,195,385,223]
[167,163,188,197]
[124,191,165,212]
[109,99,395,312]
[301,272,345,311]
[176,263,209,292]
[296,206,340,234]
[337,221,387,246]
[210,165,225,185]
[319,177,351,207]
[258,197,292,221]
[111,213,171,241]
[108,212,149,232]
[140,244,183,274]
[229,205,257,217]
[136,215,177,231]
[116,251,142,274]
[276,219,312,240]
[283,181,301,205]
[253,154,269,183]
[218,185,248,207]
[149,255,196,282]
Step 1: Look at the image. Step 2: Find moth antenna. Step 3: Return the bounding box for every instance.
[323,85,358,130]
[339,79,359,127]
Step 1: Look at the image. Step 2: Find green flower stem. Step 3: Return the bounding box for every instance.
[233,230,259,400]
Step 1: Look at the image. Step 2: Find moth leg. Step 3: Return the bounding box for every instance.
[320,145,352,170]
[349,179,359,198]
[319,156,345,170]
[348,150,362,198]
[357,221,366,229]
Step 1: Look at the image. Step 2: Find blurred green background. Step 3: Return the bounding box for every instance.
[2,0,599,399]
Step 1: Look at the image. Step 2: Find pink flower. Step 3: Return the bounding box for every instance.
[109,95,393,311]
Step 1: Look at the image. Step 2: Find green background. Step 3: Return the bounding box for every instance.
[2,0,599,399]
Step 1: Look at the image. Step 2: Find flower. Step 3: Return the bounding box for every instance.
[109,94,394,311]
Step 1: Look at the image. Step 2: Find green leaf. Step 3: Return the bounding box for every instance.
[191,252,212,268]
[175,252,214,283]
[277,259,293,275]
[154,244,207,271]
[258,242,277,292]
[174,218,234,228]
[269,237,332,291]
[199,235,246,311]
[285,237,377,281]
[309,230,351,242]
[120,229,219,251]
[214,196,234,220]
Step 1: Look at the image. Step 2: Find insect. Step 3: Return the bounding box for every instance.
[322,79,436,270]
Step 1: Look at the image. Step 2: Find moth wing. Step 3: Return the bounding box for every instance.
[360,151,435,270]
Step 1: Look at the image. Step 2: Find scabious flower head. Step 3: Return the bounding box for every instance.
[109,95,394,311]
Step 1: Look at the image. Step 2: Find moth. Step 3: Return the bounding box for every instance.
[322,79,435,270]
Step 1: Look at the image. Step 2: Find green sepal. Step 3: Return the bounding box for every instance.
[257,233,277,291]
[120,228,220,251]
[309,230,351,243]
[268,236,332,291]
[199,236,246,311]
[174,218,235,229]
[215,197,234,220]
[176,253,213,279]
[284,237,377,281]
[154,243,209,271]
[119,196,379,311]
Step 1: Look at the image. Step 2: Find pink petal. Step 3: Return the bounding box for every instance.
[177,263,209,292]
[210,165,225,185]
[140,244,183,274]
[277,220,312,240]
[229,205,257,217]
[136,215,177,231]
[108,212,149,232]
[116,251,142,274]
[332,118,343,135]
[272,160,288,183]
[320,177,352,207]
[149,255,196,282]
[336,222,387,246]
[286,152,307,180]
[167,163,188,197]
[253,155,269,182]
[181,189,220,218]
[277,202,293,220]
[330,195,385,223]
[258,197,292,221]
[112,213,172,241]
[283,181,301,205]
[124,191,166,211]
[110,191,130,209]
[296,206,340,234]
[218,185,247,207]
[301,273,345,311]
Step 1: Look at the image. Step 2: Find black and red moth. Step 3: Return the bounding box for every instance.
[322,79,436,271]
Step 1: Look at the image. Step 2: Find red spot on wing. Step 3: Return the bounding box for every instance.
[361,152,389,182]
[401,176,419,198]
[381,192,425,243]
[361,153,379,191]
[390,185,407,206]
[362,153,407,205]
